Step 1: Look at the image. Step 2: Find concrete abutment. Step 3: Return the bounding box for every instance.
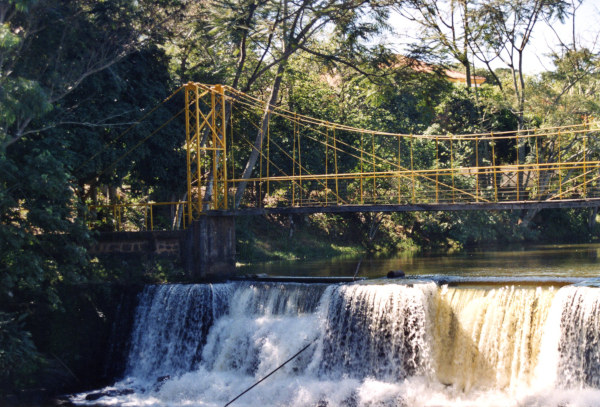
[90,216,236,278]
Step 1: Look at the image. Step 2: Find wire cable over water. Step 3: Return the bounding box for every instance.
[223,338,317,407]
[94,108,184,180]
[72,281,600,407]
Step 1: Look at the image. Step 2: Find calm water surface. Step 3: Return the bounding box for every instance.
[236,243,600,280]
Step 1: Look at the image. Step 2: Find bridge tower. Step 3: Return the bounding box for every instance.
[185,83,228,221]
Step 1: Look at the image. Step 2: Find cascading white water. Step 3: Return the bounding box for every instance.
[432,286,556,392]
[535,285,600,390]
[126,283,233,378]
[318,283,435,381]
[74,281,600,407]
[200,282,327,378]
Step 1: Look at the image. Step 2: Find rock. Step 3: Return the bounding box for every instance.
[246,273,268,279]
[85,393,106,401]
[50,397,75,406]
[155,375,171,391]
[85,389,134,401]
[387,270,405,279]
[156,375,171,383]
[107,389,135,397]
[316,398,329,407]
[341,392,358,407]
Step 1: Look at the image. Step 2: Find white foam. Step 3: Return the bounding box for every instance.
[73,282,600,407]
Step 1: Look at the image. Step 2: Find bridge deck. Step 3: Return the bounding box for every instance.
[207,198,600,216]
[85,85,600,231]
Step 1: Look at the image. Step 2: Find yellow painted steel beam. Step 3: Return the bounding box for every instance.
[85,84,600,233]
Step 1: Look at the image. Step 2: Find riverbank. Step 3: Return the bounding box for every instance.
[235,214,367,263]
[235,207,600,265]
[1,284,143,405]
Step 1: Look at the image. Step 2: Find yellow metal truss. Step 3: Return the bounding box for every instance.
[185,83,228,221]
[87,84,600,232]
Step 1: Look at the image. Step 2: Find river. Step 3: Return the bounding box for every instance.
[72,243,600,407]
[238,243,600,280]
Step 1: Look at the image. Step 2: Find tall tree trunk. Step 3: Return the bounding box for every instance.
[91,183,98,205]
[109,185,118,205]
[464,58,472,88]
[519,207,539,228]
[234,62,286,208]
[89,183,98,221]
[519,154,556,227]
[169,193,176,226]
[463,0,471,89]
[173,191,187,230]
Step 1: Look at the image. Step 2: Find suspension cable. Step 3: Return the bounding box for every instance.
[74,85,184,173]
[94,108,184,180]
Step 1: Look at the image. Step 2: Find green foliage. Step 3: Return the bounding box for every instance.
[0,77,52,128]
[1,0,600,393]
[1,3,189,356]
[0,312,42,389]
[63,47,186,201]
[0,149,93,310]
[236,215,364,263]
[5,0,38,12]
[537,208,599,242]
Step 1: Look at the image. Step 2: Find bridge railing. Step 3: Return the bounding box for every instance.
[226,110,600,209]
[87,202,190,232]
[84,83,600,232]
[229,161,600,207]
[228,165,600,209]
[178,83,600,213]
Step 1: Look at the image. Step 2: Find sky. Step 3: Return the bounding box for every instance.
[387,0,600,74]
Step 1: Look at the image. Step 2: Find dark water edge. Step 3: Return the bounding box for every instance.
[1,284,144,407]
[2,392,79,407]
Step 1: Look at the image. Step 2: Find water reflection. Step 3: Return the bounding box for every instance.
[236,243,600,279]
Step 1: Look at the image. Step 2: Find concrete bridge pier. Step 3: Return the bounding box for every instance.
[89,216,236,278]
[182,216,236,278]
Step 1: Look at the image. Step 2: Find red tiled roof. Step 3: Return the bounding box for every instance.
[396,56,486,84]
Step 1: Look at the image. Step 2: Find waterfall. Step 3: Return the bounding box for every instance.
[75,281,600,407]
[536,286,600,390]
[318,283,436,381]
[432,286,555,392]
[126,283,232,378]
[200,282,327,377]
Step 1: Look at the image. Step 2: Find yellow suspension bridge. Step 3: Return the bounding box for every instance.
[89,83,600,231]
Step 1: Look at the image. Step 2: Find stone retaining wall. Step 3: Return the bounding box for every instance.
[90,230,184,259]
[90,217,236,278]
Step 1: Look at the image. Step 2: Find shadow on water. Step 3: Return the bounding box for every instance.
[236,243,600,280]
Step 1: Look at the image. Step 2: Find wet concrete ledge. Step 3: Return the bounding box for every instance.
[232,276,367,284]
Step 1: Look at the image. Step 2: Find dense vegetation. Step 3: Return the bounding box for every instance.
[1,0,600,390]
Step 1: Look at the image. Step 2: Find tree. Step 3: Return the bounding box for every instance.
[233,0,392,208]
[0,0,185,384]
[67,47,187,206]
[396,0,478,88]
[0,0,185,150]
[471,0,568,130]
